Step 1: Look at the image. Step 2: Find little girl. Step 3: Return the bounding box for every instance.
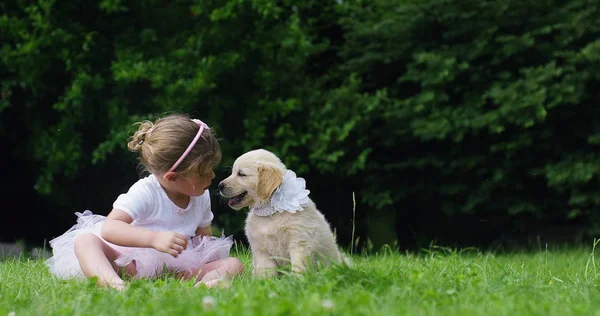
[45,114,244,290]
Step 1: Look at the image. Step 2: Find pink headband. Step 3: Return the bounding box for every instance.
[169,119,209,172]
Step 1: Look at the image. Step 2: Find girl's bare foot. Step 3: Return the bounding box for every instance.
[109,281,127,291]
[194,278,230,289]
[98,278,127,291]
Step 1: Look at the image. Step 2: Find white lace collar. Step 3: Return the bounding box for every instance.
[251,170,310,217]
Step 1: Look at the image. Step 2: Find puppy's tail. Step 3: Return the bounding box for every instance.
[340,252,353,267]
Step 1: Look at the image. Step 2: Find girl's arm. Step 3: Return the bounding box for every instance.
[101,209,154,247]
[195,225,213,237]
[101,209,187,257]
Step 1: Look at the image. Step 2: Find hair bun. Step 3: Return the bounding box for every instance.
[128,120,154,152]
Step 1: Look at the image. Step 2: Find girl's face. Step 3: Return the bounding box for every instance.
[163,169,215,197]
[179,169,216,196]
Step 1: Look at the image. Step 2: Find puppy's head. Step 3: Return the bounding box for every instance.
[219,149,286,210]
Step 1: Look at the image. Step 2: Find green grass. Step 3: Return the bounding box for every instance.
[2,242,600,316]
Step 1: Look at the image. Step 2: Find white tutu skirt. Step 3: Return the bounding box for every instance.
[45,210,234,279]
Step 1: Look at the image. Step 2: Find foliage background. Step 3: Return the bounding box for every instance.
[1,0,599,250]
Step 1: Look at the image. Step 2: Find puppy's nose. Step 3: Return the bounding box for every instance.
[218,182,224,191]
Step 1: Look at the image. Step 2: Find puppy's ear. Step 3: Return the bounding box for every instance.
[256,162,284,201]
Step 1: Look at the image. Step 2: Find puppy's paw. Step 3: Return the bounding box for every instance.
[253,267,278,279]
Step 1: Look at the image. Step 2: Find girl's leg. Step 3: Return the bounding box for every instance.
[182,257,244,288]
[73,233,136,290]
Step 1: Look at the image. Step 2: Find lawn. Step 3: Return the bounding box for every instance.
[2,242,600,316]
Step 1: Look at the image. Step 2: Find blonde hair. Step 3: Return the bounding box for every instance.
[127,114,221,177]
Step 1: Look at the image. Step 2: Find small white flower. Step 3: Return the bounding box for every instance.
[252,169,311,217]
[271,170,310,213]
[268,291,278,298]
[8,312,16,316]
[202,296,217,310]
[322,299,335,310]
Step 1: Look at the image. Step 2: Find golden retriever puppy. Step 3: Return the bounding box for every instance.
[219,149,348,277]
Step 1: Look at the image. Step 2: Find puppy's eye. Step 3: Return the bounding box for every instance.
[237,171,246,177]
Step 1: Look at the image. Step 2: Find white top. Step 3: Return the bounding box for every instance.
[112,174,214,238]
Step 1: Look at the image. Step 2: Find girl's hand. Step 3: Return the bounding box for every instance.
[150,231,188,257]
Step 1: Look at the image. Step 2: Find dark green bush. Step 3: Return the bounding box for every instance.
[2,0,599,249]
